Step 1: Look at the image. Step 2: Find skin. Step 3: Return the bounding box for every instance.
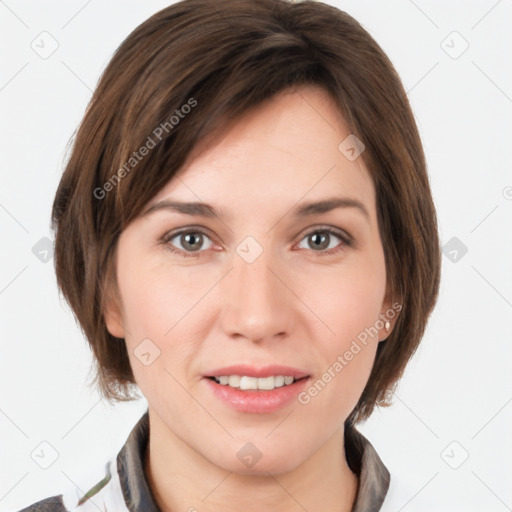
[105,84,397,512]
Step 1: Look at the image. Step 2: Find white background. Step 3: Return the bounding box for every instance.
[1,1,511,511]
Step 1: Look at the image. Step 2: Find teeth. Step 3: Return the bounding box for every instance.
[212,375,299,390]
[257,376,275,390]
[240,376,258,390]
[228,375,240,387]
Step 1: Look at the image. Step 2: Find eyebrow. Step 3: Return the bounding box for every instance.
[141,196,369,221]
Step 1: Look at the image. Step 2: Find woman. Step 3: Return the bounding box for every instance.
[18,0,441,510]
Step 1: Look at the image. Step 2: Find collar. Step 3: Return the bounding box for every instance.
[116,409,390,512]
[345,423,391,511]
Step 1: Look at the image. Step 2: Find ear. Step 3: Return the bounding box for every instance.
[378,291,402,342]
[104,296,126,339]
[102,276,126,339]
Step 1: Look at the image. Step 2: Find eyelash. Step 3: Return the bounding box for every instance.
[160,226,353,259]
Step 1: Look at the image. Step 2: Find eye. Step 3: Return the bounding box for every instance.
[162,229,215,257]
[296,228,352,255]
[161,226,353,259]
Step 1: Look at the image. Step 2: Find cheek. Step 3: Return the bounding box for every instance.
[119,272,170,336]
[307,254,386,344]
[117,246,200,336]
[299,254,385,411]
[116,251,210,383]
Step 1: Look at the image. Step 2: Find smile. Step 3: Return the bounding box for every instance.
[209,375,302,390]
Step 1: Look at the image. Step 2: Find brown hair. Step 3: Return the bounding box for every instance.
[52,0,441,425]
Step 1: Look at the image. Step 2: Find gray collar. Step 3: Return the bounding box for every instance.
[117,410,390,512]
[345,423,391,511]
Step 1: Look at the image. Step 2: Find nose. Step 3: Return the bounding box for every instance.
[219,248,294,343]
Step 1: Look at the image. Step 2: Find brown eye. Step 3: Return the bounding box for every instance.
[297,228,352,254]
[179,232,204,251]
[163,229,214,256]
[307,232,331,251]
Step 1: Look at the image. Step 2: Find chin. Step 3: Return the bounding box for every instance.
[207,441,308,476]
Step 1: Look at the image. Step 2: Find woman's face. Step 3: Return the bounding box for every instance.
[105,85,393,474]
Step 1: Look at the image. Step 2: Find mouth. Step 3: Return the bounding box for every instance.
[203,364,310,392]
[203,367,311,413]
[205,374,309,391]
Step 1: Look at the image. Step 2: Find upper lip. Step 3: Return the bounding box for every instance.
[205,364,310,379]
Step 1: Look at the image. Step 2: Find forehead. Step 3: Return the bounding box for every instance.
[150,85,376,218]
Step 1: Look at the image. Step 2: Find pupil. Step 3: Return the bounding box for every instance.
[310,232,328,250]
[183,233,202,251]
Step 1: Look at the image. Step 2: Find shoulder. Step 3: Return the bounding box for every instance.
[379,472,408,510]
[16,495,67,512]
[379,471,438,511]
[14,457,130,512]
[14,411,151,512]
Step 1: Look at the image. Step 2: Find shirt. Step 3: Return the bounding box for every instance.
[16,408,394,512]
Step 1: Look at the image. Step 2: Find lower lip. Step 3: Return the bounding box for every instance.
[203,377,310,414]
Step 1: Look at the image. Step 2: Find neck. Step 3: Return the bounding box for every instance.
[144,413,358,512]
